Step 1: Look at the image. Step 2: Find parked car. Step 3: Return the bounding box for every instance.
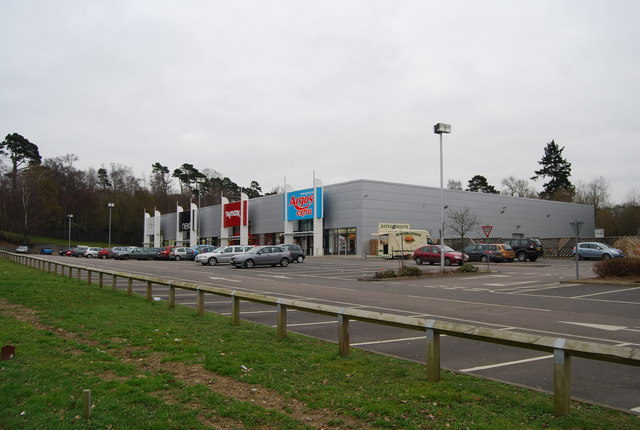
[463,244,508,263]
[98,248,114,259]
[572,242,624,260]
[195,245,253,266]
[170,247,196,261]
[40,247,53,255]
[15,245,29,254]
[495,244,516,262]
[231,245,292,268]
[83,247,103,258]
[157,246,175,260]
[413,245,468,266]
[128,247,161,260]
[281,244,305,263]
[111,246,137,259]
[59,248,72,256]
[69,246,90,257]
[502,238,544,262]
[191,245,217,257]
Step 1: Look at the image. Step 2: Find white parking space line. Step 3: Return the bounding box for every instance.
[498,283,577,294]
[407,295,551,312]
[631,406,640,413]
[483,281,538,287]
[572,286,640,299]
[352,336,425,346]
[460,354,553,372]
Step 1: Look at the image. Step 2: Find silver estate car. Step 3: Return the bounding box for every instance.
[231,245,292,269]
[195,245,253,266]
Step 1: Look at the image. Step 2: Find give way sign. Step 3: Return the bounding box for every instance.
[482,225,493,238]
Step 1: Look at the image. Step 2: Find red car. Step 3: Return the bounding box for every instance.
[413,245,468,266]
[157,246,175,260]
[98,248,114,259]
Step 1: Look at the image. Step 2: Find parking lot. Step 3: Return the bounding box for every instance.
[47,255,640,414]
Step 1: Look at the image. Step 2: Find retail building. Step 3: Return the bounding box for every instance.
[143,178,594,256]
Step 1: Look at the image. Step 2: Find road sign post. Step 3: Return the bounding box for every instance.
[482,225,493,271]
[570,220,584,280]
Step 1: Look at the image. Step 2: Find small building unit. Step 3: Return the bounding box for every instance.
[143,178,594,256]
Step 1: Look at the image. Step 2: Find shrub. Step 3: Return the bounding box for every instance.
[374,269,397,279]
[398,265,423,277]
[457,263,479,273]
[593,258,640,278]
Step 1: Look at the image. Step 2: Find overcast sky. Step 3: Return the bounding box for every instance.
[2,1,638,204]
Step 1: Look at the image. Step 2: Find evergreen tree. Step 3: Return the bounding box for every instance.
[531,140,574,201]
[466,175,499,194]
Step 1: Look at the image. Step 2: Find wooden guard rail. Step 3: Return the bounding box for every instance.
[3,251,640,416]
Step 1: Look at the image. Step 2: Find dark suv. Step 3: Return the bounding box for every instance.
[502,238,544,262]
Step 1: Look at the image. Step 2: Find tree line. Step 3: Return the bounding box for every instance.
[0,133,272,245]
[1,134,638,245]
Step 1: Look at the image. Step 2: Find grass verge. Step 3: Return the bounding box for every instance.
[1,259,639,429]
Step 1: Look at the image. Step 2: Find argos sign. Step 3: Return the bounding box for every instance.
[287,187,323,221]
[223,201,248,227]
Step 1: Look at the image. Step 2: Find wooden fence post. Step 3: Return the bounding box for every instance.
[146,281,152,301]
[112,274,117,291]
[82,389,92,419]
[277,302,287,340]
[127,278,133,295]
[98,272,104,288]
[426,320,441,382]
[338,312,350,356]
[87,270,92,286]
[553,338,572,416]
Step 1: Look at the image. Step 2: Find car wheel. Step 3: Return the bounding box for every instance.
[175,255,181,261]
[123,255,129,260]
[602,253,611,260]
[444,258,451,266]
[87,254,93,258]
[245,259,255,268]
[415,257,423,265]
[280,258,289,267]
[517,252,527,262]
[101,255,107,259]
[480,255,488,263]
[208,257,217,266]
[296,255,304,263]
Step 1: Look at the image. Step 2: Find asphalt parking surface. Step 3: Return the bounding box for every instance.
[45,255,640,414]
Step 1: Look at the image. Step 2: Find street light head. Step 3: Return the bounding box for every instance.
[108,203,115,208]
[68,214,73,219]
[434,123,451,134]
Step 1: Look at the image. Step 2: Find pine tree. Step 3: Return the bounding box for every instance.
[531,140,574,201]
[466,175,499,194]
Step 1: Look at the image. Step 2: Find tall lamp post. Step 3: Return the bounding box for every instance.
[107,203,115,248]
[67,214,74,249]
[434,123,451,273]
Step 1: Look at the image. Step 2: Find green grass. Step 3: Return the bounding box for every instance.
[1,258,639,429]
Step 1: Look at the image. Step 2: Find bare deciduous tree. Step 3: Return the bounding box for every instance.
[446,207,480,241]
[501,176,537,197]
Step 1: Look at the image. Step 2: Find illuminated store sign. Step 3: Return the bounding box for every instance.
[287,187,323,221]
